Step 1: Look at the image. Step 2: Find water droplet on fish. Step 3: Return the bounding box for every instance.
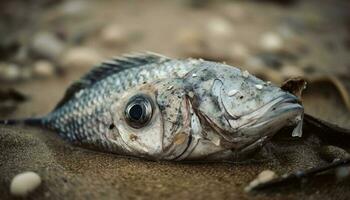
[167,85,174,90]
[255,84,263,90]
[242,70,250,78]
[189,59,199,65]
[303,82,307,89]
[227,89,238,96]
[75,90,84,98]
[188,91,194,98]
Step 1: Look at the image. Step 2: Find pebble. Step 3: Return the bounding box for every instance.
[31,32,65,61]
[33,60,56,77]
[10,172,42,197]
[61,47,102,69]
[0,63,22,82]
[100,24,128,47]
[260,32,283,52]
[207,17,234,38]
[244,170,277,192]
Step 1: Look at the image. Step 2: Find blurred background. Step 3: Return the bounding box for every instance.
[1,0,349,125]
[1,0,349,81]
[1,1,350,199]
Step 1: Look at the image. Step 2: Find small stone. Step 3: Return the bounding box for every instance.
[61,47,102,69]
[10,172,42,197]
[100,24,128,47]
[33,60,55,77]
[31,32,65,61]
[257,170,277,183]
[0,63,21,82]
[207,17,234,38]
[260,32,283,52]
[245,170,277,192]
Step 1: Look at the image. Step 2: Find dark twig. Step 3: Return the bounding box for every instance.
[251,158,350,191]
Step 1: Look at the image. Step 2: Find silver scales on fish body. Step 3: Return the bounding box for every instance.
[0,53,304,161]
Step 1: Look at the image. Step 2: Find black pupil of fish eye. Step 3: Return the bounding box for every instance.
[129,104,143,121]
[125,95,153,128]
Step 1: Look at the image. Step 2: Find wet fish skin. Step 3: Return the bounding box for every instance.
[0,53,304,161]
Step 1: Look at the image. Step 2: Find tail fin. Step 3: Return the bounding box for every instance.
[0,118,43,126]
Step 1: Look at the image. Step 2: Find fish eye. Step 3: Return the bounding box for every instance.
[125,94,153,129]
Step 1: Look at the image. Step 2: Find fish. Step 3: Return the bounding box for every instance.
[0,53,304,161]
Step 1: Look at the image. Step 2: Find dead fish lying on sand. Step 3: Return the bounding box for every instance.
[0,53,304,161]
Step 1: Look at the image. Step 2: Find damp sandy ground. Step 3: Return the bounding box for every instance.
[1,0,350,199]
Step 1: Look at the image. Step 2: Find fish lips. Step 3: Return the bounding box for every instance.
[255,93,303,123]
[236,93,304,144]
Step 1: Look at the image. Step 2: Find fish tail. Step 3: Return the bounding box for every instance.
[0,118,43,126]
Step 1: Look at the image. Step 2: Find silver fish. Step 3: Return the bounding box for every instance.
[0,53,304,161]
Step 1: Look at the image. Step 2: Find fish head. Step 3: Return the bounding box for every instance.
[178,60,304,160]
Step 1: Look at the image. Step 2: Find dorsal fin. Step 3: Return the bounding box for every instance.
[54,52,170,110]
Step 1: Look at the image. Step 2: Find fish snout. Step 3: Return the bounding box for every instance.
[241,92,304,138]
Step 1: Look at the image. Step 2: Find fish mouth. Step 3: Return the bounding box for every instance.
[261,93,302,120]
[239,93,304,138]
[229,93,304,151]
